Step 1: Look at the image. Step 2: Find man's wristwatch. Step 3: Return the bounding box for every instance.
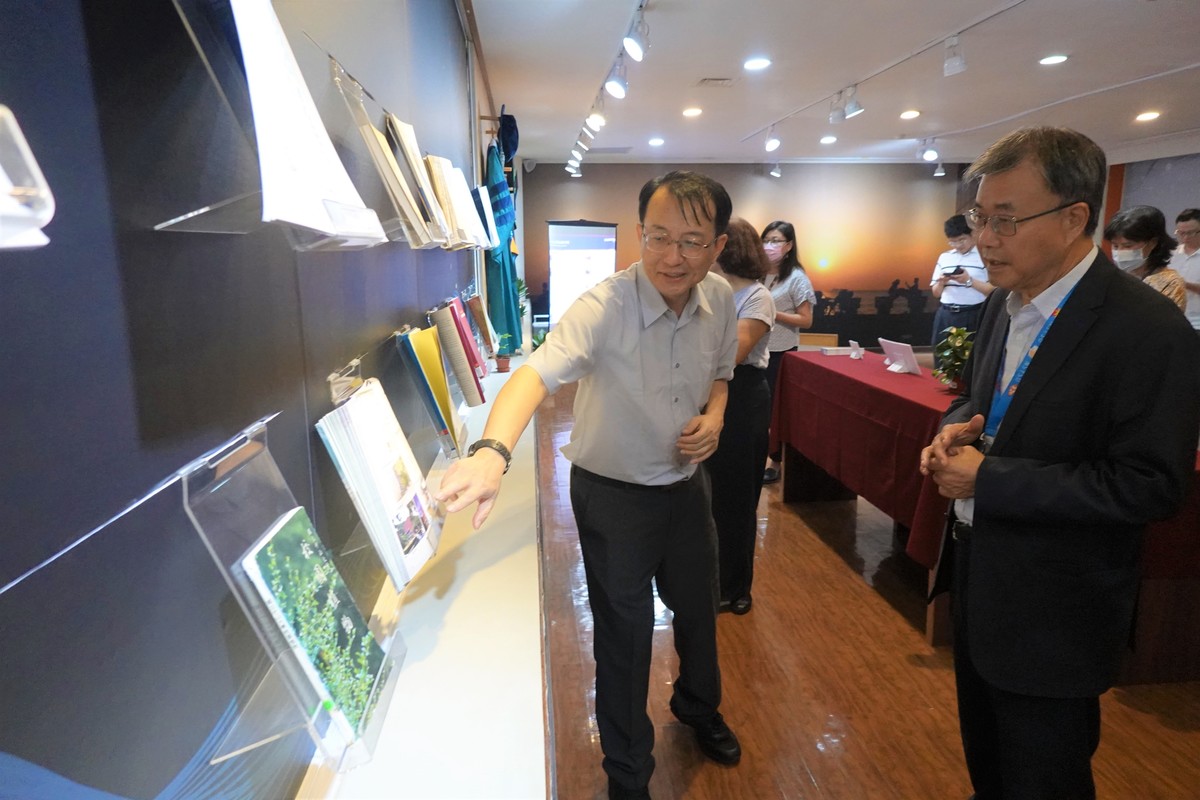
[467,438,512,474]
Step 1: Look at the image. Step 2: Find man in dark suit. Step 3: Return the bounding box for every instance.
[921,127,1200,799]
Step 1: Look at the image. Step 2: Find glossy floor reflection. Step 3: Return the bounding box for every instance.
[538,384,1200,799]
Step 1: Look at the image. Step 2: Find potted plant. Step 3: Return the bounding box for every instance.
[932,326,974,393]
[494,333,513,372]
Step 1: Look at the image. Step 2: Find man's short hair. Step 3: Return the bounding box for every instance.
[1177,208,1200,225]
[638,171,733,236]
[964,127,1107,236]
[944,214,971,238]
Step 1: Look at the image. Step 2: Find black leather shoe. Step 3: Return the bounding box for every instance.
[677,712,742,765]
[730,595,752,615]
[607,780,651,800]
[762,467,780,484]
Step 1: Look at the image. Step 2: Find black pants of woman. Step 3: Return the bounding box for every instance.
[765,347,796,463]
[706,364,771,604]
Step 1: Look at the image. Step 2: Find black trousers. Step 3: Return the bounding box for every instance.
[707,364,771,602]
[765,348,796,462]
[570,465,722,791]
[953,533,1100,800]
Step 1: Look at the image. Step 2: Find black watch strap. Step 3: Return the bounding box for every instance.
[467,438,512,474]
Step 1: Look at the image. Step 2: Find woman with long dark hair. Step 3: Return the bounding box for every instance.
[760,221,815,484]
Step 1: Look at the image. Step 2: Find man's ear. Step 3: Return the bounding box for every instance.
[1063,201,1090,237]
[710,233,729,261]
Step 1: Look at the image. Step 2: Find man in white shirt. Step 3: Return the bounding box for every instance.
[930,214,994,354]
[436,172,741,800]
[1169,208,1200,332]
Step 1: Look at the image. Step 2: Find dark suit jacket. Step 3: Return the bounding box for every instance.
[936,252,1200,697]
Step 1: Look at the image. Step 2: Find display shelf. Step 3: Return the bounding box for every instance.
[313,357,548,799]
[181,416,402,773]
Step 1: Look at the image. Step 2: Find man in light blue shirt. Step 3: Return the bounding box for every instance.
[437,172,740,800]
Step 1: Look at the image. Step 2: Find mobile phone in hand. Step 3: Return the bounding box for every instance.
[942,266,964,276]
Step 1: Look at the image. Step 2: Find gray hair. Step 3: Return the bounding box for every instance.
[965,127,1106,235]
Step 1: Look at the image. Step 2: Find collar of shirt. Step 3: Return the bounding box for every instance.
[1004,245,1098,320]
[633,261,716,328]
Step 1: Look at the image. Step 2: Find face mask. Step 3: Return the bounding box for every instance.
[763,242,785,264]
[1112,248,1144,271]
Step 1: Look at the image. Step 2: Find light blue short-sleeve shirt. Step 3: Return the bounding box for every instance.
[527,262,738,485]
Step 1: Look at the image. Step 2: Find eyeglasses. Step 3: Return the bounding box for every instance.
[762,238,788,247]
[642,232,717,259]
[1174,228,1200,239]
[966,200,1082,237]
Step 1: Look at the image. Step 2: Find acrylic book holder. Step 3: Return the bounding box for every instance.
[181,415,402,772]
[158,0,385,251]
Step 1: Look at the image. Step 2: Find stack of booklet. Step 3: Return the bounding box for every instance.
[316,378,444,591]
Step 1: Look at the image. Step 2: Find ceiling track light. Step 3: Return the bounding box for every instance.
[933,162,946,177]
[843,85,864,119]
[586,95,607,131]
[604,56,628,100]
[828,91,845,125]
[944,35,966,76]
[764,125,781,152]
[918,138,939,162]
[623,8,650,62]
[575,139,590,151]
[580,127,595,140]
[769,163,782,178]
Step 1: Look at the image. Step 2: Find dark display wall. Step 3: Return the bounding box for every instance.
[0,0,474,796]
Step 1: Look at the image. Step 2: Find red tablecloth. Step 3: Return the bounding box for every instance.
[770,351,1200,576]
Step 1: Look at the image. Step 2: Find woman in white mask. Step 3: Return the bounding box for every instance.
[759,221,815,484]
[1104,205,1187,312]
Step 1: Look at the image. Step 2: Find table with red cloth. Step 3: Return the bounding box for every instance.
[770,350,1200,683]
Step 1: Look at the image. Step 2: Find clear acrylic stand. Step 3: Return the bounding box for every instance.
[181,415,402,772]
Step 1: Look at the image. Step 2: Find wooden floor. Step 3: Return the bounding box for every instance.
[536,383,1200,800]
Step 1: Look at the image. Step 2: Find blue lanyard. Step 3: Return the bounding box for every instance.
[985,286,1075,438]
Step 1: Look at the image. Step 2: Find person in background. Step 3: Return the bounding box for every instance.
[930,214,994,357]
[921,126,1200,800]
[435,171,741,800]
[1103,205,1186,312]
[708,218,775,615]
[759,220,815,484]
[1169,208,1200,332]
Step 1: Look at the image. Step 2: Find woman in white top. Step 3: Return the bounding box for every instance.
[760,221,815,484]
[708,218,776,615]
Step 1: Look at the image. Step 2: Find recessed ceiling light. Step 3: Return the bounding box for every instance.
[1039,54,1069,65]
[1136,111,1161,122]
[743,57,771,71]
[682,107,703,117]
[900,110,921,120]
[568,158,580,167]
[648,137,665,147]
[820,135,837,144]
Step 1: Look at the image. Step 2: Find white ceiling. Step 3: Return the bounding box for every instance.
[468,0,1200,169]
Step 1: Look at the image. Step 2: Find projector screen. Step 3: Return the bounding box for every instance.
[547,220,617,324]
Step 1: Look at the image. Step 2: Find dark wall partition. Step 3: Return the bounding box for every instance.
[0,0,474,795]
